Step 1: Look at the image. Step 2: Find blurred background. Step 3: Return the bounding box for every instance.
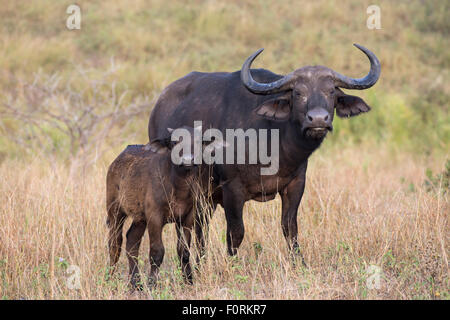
[0,1,448,300]
[0,0,448,164]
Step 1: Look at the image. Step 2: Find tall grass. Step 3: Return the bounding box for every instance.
[0,147,447,299]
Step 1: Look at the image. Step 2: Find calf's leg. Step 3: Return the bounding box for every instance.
[147,214,165,286]
[125,219,147,290]
[107,204,126,274]
[194,203,214,263]
[176,212,194,284]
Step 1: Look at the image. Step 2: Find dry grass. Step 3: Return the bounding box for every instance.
[0,0,448,300]
[0,146,447,300]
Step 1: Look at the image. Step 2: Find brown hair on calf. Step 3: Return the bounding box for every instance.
[106,126,222,289]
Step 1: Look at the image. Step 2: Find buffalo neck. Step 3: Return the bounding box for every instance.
[278,121,324,168]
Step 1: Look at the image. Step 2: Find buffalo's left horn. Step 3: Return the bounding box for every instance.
[332,44,381,90]
[241,48,295,94]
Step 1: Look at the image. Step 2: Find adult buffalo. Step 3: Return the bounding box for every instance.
[148,44,380,260]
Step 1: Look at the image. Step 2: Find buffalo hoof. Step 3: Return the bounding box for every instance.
[290,247,307,268]
[129,274,144,291]
[148,276,158,288]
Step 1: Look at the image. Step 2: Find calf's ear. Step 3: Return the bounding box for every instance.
[147,139,169,154]
[335,88,371,118]
[254,96,291,121]
[147,128,173,154]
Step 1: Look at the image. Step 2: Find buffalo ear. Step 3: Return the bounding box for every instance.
[254,97,291,121]
[147,135,172,154]
[335,88,371,118]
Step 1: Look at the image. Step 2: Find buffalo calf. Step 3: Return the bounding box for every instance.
[106,126,222,288]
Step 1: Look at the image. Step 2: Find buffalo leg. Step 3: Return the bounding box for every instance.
[176,212,194,284]
[280,162,307,265]
[194,202,215,263]
[222,183,246,256]
[107,204,126,274]
[148,215,165,286]
[125,219,147,290]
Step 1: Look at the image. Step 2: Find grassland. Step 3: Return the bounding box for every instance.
[0,0,448,299]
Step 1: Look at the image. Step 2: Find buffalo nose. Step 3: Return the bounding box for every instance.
[306,108,330,126]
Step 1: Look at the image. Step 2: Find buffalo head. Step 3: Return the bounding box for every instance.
[241,44,380,139]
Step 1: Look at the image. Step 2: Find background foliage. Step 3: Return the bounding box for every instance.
[0,0,448,159]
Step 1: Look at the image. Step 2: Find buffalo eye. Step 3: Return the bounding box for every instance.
[294,91,306,101]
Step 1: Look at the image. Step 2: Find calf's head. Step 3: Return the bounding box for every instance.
[241,44,380,139]
[149,125,226,173]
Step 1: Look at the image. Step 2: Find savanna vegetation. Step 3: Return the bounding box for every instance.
[0,0,448,299]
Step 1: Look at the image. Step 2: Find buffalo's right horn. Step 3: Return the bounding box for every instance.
[331,44,381,90]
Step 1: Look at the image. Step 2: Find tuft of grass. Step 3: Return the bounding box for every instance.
[424,160,450,195]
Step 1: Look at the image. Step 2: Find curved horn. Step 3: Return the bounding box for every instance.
[332,44,381,89]
[241,48,295,94]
